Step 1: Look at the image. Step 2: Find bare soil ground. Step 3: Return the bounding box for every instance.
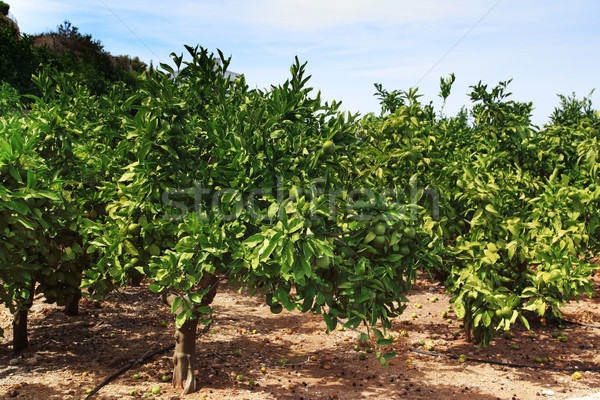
[1,274,600,400]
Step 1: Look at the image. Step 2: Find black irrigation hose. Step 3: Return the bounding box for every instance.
[84,343,175,400]
[84,315,218,399]
[409,348,600,372]
[84,278,227,399]
[563,319,600,329]
[335,317,600,372]
[84,308,600,397]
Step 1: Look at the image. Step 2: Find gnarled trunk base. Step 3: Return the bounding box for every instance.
[166,274,220,396]
[172,319,198,395]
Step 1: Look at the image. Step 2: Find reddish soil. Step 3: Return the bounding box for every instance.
[1,274,600,400]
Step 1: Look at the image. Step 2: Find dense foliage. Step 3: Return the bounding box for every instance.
[1,19,598,394]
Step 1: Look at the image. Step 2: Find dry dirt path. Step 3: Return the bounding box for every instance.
[2,275,600,400]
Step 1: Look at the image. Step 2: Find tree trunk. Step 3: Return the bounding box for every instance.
[64,288,81,316]
[172,318,198,395]
[127,268,143,286]
[163,274,220,395]
[13,282,35,353]
[13,308,29,353]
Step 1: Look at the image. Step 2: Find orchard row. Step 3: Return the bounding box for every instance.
[1,47,598,394]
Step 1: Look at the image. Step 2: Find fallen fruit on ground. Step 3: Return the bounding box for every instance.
[557,335,568,342]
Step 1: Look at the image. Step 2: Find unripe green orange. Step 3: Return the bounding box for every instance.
[323,140,336,155]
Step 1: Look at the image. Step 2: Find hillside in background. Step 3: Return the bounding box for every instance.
[0,1,145,97]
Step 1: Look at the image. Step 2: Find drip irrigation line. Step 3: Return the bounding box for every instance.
[409,348,600,372]
[335,317,600,373]
[562,319,600,329]
[85,320,215,399]
[84,343,175,400]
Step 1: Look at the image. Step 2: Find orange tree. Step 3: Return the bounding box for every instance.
[362,78,599,345]
[77,47,443,394]
[401,79,600,345]
[3,41,597,393]
[0,61,140,351]
[0,91,80,352]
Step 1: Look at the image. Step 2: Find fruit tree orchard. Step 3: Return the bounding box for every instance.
[0,45,598,395]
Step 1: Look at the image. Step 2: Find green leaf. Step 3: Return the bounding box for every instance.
[189,292,205,304]
[484,204,499,215]
[520,286,537,298]
[506,241,517,260]
[175,310,189,327]
[377,338,394,346]
[260,232,283,261]
[371,328,384,340]
[518,313,531,331]
[364,231,376,244]
[267,203,279,219]
[243,234,264,248]
[171,297,183,314]
[281,240,295,271]
[312,239,334,258]
[323,312,337,331]
[149,283,163,293]
[453,297,466,319]
[17,218,35,230]
[118,171,137,182]
[481,311,491,327]
[26,170,35,188]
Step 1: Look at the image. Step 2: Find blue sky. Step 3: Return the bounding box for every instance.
[9,1,600,125]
